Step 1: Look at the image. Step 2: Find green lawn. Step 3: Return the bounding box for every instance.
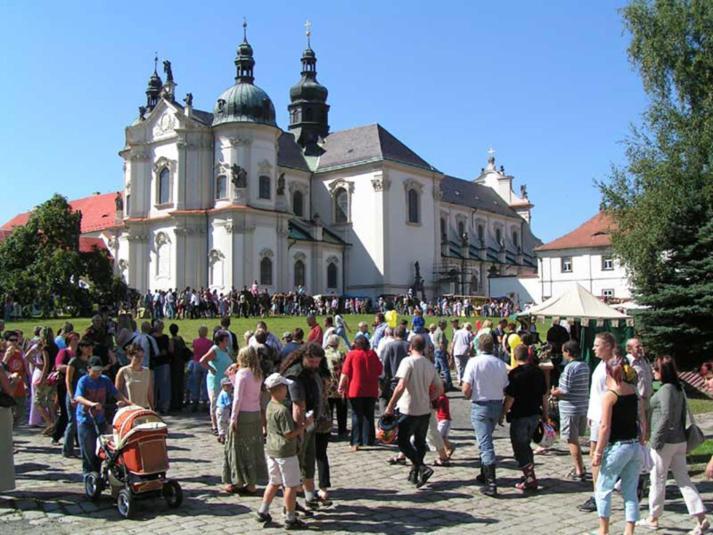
[687,439,713,475]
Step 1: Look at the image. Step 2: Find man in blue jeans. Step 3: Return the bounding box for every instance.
[432,320,452,391]
[462,334,508,497]
[74,357,130,479]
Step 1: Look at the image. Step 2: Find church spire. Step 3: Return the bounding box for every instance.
[288,20,330,152]
[145,53,163,111]
[234,18,255,84]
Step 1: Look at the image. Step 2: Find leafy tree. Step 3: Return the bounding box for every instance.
[601,0,713,368]
[0,194,126,317]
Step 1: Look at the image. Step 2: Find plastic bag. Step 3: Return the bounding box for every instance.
[539,422,557,448]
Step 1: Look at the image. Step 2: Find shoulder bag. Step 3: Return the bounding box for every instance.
[684,392,705,453]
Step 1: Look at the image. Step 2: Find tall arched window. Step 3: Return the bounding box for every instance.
[496,228,502,245]
[407,189,419,223]
[470,274,479,294]
[259,175,271,199]
[477,224,484,242]
[294,260,305,287]
[260,256,273,285]
[334,187,348,223]
[440,217,447,241]
[158,168,170,205]
[293,190,304,217]
[215,175,227,200]
[457,221,465,238]
[327,262,338,289]
[512,230,519,248]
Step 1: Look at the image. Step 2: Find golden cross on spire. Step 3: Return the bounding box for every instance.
[243,17,248,40]
[305,19,312,47]
[153,52,158,74]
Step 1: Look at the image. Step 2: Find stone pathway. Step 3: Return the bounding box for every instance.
[2,396,713,534]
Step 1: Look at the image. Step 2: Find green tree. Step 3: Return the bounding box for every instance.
[601,0,713,368]
[0,194,126,317]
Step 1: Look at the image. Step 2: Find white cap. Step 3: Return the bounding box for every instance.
[264,372,294,389]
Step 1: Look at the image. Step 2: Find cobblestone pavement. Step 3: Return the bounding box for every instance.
[2,392,713,535]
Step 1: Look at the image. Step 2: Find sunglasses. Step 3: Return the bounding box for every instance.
[8,339,18,343]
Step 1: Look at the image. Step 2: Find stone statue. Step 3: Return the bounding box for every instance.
[412,261,425,300]
[138,106,147,120]
[217,99,225,113]
[520,184,528,198]
[500,165,505,174]
[276,173,285,195]
[163,60,174,82]
[115,192,124,211]
[231,164,247,188]
[184,93,193,106]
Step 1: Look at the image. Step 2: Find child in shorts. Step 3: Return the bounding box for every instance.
[215,378,233,443]
[434,392,454,458]
[257,373,312,529]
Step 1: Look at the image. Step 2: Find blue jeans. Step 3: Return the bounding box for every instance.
[509,415,539,468]
[62,394,77,456]
[595,441,642,522]
[349,397,375,446]
[77,421,101,476]
[470,400,503,466]
[335,327,350,348]
[187,361,208,403]
[153,364,171,413]
[434,350,452,389]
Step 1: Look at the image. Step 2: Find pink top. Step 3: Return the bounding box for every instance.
[192,337,213,363]
[230,368,262,423]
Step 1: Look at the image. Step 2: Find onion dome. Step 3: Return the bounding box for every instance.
[145,55,163,111]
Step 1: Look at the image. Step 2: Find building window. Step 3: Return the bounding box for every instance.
[457,221,465,238]
[260,256,273,285]
[293,190,304,217]
[495,228,502,246]
[477,224,484,243]
[407,188,419,224]
[259,175,271,199]
[327,262,338,289]
[602,256,614,271]
[561,256,573,273]
[215,175,227,200]
[125,194,131,215]
[440,217,447,241]
[158,168,170,205]
[602,288,615,298]
[294,259,305,287]
[512,230,519,248]
[334,187,348,223]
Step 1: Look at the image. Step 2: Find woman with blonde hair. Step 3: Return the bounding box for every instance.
[222,345,267,494]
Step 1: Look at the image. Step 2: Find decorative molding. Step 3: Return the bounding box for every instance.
[432,185,443,200]
[294,252,307,262]
[208,249,224,263]
[328,178,354,195]
[153,156,177,174]
[128,146,150,161]
[259,248,274,259]
[229,136,252,147]
[326,255,340,265]
[257,159,273,174]
[155,232,170,248]
[371,173,391,192]
[127,233,148,242]
[152,111,176,138]
[214,161,231,174]
[403,177,424,193]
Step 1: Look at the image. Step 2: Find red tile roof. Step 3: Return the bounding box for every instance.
[536,211,614,251]
[1,192,120,234]
[0,230,107,253]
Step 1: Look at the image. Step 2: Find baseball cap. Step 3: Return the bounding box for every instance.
[282,331,293,341]
[264,372,294,389]
[88,356,103,371]
[220,377,232,386]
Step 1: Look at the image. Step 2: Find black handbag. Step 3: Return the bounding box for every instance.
[0,391,16,408]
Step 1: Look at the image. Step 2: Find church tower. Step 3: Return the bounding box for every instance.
[288,21,330,153]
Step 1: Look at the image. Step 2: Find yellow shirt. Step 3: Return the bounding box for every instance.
[508,334,522,368]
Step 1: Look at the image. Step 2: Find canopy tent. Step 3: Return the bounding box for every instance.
[518,284,634,368]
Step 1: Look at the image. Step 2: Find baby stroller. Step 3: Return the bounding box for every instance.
[84,405,182,518]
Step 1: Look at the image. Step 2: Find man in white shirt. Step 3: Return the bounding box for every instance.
[578,332,616,513]
[385,335,443,488]
[462,334,508,497]
[451,323,473,386]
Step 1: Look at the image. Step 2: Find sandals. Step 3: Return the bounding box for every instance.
[636,518,659,530]
[446,446,456,459]
[224,484,240,494]
[434,458,451,467]
[388,456,407,465]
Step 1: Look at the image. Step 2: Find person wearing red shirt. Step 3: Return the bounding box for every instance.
[433,393,454,457]
[3,332,28,424]
[306,315,323,346]
[338,336,383,451]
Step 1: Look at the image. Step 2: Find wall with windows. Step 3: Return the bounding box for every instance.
[538,247,631,300]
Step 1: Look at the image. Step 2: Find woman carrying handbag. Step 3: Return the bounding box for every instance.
[637,355,709,534]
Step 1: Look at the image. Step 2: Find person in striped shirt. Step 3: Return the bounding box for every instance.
[551,340,590,481]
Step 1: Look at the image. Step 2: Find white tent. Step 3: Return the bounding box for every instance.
[518,284,630,321]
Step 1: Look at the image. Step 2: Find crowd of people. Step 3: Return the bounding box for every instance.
[1,311,712,534]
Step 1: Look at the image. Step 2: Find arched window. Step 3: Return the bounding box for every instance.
[259,175,271,199]
[496,228,502,245]
[470,274,479,294]
[407,189,419,223]
[158,168,170,205]
[294,260,305,287]
[477,224,484,243]
[327,262,338,289]
[215,175,227,200]
[334,187,348,223]
[440,217,447,241]
[457,221,465,238]
[293,190,304,217]
[512,230,519,248]
[260,256,273,285]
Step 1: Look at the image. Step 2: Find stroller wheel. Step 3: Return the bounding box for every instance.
[84,472,103,501]
[117,488,135,519]
[163,480,183,508]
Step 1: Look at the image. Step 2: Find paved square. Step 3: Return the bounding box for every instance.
[2,393,712,534]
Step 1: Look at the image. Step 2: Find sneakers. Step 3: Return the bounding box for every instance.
[578,496,597,512]
[408,467,418,484]
[689,519,710,535]
[416,466,434,488]
[285,517,308,530]
[256,511,272,523]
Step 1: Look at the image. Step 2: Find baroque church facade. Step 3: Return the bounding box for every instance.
[112,25,540,299]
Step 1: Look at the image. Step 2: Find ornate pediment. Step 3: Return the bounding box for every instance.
[328,178,354,196]
[152,110,177,139]
[153,156,177,174]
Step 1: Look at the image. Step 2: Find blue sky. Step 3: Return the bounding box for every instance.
[0,0,646,242]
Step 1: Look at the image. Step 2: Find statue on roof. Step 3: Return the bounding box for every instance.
[231,163,247,188]
[138,106,147,120]
[163,60,174,83]
[184,93,193,106]
[520,184,528,199]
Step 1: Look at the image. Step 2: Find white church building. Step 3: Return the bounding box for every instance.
[14,25,542,299]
